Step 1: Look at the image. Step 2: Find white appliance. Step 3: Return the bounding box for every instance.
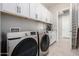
[37,31,50,56]
[7,31,38,56]
[48,31,56,46]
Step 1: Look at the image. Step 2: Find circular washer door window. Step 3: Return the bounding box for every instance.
[40,34,50,51]
[11,38,38,56]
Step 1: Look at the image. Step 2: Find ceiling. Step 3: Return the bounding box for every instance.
[42,3,61,9]
[42,3,70,12]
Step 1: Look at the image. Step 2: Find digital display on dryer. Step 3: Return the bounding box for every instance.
[30,32,36,35]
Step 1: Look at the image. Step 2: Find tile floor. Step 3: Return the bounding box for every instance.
[48,39,79,56]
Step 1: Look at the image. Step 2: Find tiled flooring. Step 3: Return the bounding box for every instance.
[48,39,79,56]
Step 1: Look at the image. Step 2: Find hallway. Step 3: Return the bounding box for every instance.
[48,39,79,56]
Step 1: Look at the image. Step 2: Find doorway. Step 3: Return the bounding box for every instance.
[58,9,72,40]
[58,9,72,49]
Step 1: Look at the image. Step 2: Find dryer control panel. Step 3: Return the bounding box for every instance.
[30,32,36,35]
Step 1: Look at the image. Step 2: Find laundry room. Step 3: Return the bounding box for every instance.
[0,3,54,56]
[1,3,79,56]
[0,6,48,56]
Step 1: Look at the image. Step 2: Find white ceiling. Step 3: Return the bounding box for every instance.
[42,3,60,8]
[42,3,70,12]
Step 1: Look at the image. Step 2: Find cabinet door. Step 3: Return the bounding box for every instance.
[36,4,42,21]
[41,6,47,22]
[46,10,52,24]
[45,9,49,23]
[17,3,30,17]
[2,3,17,14]
[30,3,37,20]
[41,6,50,23]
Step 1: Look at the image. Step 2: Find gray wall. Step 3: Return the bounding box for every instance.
[1,13,46,33]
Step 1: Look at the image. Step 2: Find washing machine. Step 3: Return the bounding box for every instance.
[37,31,50,56]
[7,31,38,56]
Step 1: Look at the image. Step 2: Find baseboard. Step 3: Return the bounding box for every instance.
[49,41,56,47]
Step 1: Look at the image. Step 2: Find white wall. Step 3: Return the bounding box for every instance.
[1,13,46,33]
[49,3,70,40]
[50,3,70,30]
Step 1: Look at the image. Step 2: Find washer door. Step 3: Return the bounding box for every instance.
[11,38,38,56]
[40,34,50,51]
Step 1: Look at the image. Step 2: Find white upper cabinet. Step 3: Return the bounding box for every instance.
[47,11,51,23]
[41,5,47,22]
[1,3,53,24]
[46,10,53,24]
[1,3,30,17]
[2,3,17,14]
[36,4,42,21]
[17,3,30,17]
[40,5,53,24]
[36,4,50,23]
[30,3,37,20]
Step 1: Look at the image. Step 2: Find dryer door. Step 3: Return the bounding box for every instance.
[11,38,38,56]
[40,34,50,51]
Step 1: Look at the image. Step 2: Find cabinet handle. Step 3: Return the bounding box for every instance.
[17,6,21,13]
